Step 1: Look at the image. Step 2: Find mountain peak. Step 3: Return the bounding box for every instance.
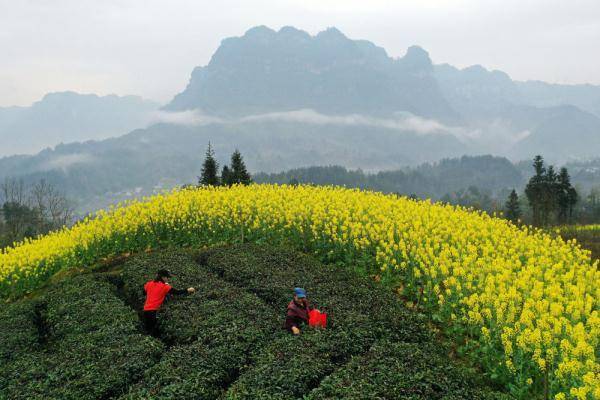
[166,26,456,121]
[278,26,311,39]
[315,27,347,41]
[243,25,276,38]
[404,46,431,64]
[41,91,94,101]
[398,45,433,73]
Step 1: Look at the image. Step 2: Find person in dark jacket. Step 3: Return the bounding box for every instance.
[142,269,195,337]
[284,287,311,335]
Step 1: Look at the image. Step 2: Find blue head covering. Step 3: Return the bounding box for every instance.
[294,287,307,298]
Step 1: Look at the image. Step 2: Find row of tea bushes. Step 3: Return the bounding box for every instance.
[0,300,40,362]
[199,244,430,340]
[309,339,510,400]
[0,274,163,400]
[118,250,284,399]
[200,245,505,399]
[226,326,379,399]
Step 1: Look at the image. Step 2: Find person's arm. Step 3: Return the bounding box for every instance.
[303,299,312,312]
[169,287,196,295]
[285,315,300,333]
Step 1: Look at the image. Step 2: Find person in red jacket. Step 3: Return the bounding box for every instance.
[284,287,311,335]
[143,269,195,337]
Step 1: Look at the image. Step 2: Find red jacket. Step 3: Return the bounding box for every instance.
[143,280,173,311]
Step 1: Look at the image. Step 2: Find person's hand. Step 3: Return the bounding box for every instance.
[187,287,196,294]
[291,326,300,335]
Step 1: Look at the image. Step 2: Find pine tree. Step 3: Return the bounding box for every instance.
[541,165,559,225]
[568,186,578,220]
[556,167,578,222]
[525,155,546,225]
[505,189,521,223]
[557,167,571,223]
[221,165,231,187]
[229,149,252,185]
[199,142,219,186]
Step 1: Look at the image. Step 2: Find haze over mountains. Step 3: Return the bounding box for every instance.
[1,25,599,210]
[0,92,159,156]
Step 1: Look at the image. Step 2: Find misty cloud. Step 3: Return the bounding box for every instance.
[40,153,95,171]
[240,109,455,135]
[150,110,224,126]
[154,108,473,138]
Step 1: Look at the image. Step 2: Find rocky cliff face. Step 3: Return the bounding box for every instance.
[165,26,459,123]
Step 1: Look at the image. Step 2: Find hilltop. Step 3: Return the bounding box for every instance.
[0,184,596,398]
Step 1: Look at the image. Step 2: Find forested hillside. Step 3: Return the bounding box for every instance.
[255,155,523,199]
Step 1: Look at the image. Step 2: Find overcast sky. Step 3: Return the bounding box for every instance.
[1,0,599,107]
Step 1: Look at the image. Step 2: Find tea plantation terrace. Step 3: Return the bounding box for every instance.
[0,244,509,399]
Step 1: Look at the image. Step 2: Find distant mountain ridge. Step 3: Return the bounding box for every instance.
[165,26,460,123]
[0,91,159,156]
[163,25,600,161]
[433,63,600,159]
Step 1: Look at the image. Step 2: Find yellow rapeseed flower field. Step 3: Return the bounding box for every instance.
[0,185,598,399]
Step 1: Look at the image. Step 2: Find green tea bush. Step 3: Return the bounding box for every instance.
[0,299,40,362]
[119,250,282,398]
[204,244,434,399]
[226,326,380,399]
[0,274,164,400]
[1,332,163,400]
[309,340,510,400]
[200,243,431,342]
[121,325,283,400]
[43,274,142,338]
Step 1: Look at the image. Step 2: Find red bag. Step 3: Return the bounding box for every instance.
[309,309,327,328]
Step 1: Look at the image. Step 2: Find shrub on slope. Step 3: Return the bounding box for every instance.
[0,300,41,362]
[201,245,505,399]
[199,243,430,341]
[118,250,282,399]
[0,274,163,400]
[309,339,510,400]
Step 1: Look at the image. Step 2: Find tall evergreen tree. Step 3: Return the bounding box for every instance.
[229,149,252,185]
[199,142,219,186]
[556,167,578,222]
[557,167,571,223]
[568,187,578,220]
[221,165,232,187]
[541,165,559,225]
[525,155,546,225]
[505,189,521,223]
